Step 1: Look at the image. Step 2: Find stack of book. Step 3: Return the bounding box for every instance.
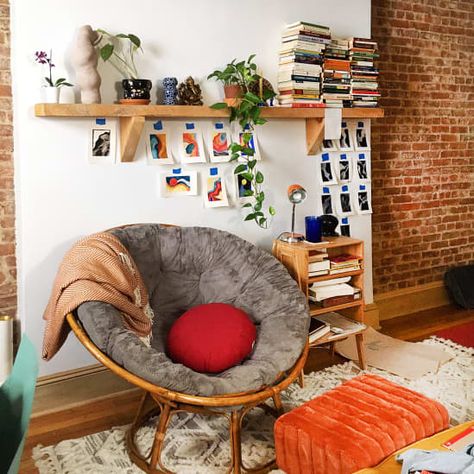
[314,312,366,340]
[308,318,331,344]
[278,21,331,108]
[349,37,380,108]
[329,254,361,274]
[322,39,352,108]
[309,279,361,308]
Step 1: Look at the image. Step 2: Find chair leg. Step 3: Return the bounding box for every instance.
[230,410,243,474]
[149,403,172,471]
[272,392,284,416]
[355,333,367,370]
[298,369,305,388]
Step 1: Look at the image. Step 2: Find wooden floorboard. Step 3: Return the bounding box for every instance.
[20,304,474,473]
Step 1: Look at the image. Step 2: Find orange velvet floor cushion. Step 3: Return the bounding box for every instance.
[274,374,449,474]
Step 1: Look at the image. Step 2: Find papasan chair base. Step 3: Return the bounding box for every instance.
[67,313,308,474]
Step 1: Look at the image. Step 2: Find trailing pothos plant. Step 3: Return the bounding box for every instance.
[209,55,276,229]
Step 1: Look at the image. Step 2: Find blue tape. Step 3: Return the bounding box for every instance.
[172,168,181,174]
[322,153,330,161]
[215,122,224,130]
[342,185,349,192]
[342,217,348,224]
[358,121,364,127]
[359,153,365,160]
[153,120,163,131]
[340,154,347,160]
[96,118,106,125]
[210,167,218,176]
[185,123,195,130]
[360,184,366,191]
[323,187,330,194]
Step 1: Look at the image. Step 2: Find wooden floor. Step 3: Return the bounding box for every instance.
[20,304,474,473]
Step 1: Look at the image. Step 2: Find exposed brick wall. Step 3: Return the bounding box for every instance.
[371,0,474,294]
[0,0,16,316]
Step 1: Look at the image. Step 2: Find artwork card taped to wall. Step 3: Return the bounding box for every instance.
[337,122,353,151]
[159,168,198,197]
[353,120,370,151]
[319,187,334,215]
[338,153,352,183]
[340,217,351,237]
[235,167,254,202]
[146,120,174,165]
[204,167,229,208]
[356,153,370,181]
[336,184,354,217]
[209,122,231,163]
[88,118,117,164]
[319,153,337,185]
[356,184,372,214]
[180,123,206,164]
[238,128,261,162]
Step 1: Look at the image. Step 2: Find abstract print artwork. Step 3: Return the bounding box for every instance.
[145,121,173,165]
[181,123,206,163]
[236,172,254,201]
[209,123,231,163]
[338,154,351,183]
[357,184,372,214]
[182,132,199,157]
[353,121,370,150]
[338,122,353,151]
[238,130,261,161]
[337,184,354,216]
[340,217,351,237]
[88,118,117,164]
[159,169,198,197]
[205,168,229,208]
[356,153,370,181]
[319,153,336,185]
[150,133,168,159]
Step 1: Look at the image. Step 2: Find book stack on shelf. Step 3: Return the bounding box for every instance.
[322,39,352,108]
[329,253,361,274]
[309,276,361,308]
[278,21,331,108]
[349,37,380,108]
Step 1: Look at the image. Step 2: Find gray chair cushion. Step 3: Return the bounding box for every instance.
[77,224,310,396]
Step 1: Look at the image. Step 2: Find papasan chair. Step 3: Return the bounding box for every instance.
[67,224,310,474]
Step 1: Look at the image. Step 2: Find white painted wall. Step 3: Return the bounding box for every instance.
[11,0,372,376]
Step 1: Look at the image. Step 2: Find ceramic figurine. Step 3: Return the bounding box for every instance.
[177,76,203,106]
[163,77,178,105]
[71,25,101,104]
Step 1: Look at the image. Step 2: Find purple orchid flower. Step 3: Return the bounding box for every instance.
[34,49,72,88]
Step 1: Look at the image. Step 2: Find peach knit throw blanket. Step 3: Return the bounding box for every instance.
[42,232,154,360]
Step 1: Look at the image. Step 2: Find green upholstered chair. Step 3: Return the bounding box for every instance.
[0,335,38,474]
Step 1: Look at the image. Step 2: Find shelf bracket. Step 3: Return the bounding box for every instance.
[305,118,324,156]
[119,116,145,162]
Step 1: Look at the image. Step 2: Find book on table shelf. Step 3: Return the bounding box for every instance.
[329,253,361,274]
[310,291,361,308]
[309,282,358,301]
[442,425,474,451]
[314,312,366,340]
[308,318,331,344]
[308,259,330,276]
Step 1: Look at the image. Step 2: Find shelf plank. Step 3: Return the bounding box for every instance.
[309,300,363,316]
[34,103,384,119]
[308,269,364,283]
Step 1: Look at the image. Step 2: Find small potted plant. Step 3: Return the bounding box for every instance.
[95,29,151,104]
[209,54,276,229]
[34,50,73,103]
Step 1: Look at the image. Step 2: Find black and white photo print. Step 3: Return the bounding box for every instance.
[356,153,370,181]
[340,217,351,237]
[337,184,354,216]
[338,154,351,183]
[319,153,337,185]
[322,194,333,214]
[92,129,111,156]
[354,120,370,150]
[338,122,353,151]
[321,139,338,152]
[356,184,372,214]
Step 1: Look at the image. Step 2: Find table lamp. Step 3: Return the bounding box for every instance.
[278,184,307,243]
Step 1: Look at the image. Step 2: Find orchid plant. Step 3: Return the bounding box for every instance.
[34,50,73,88]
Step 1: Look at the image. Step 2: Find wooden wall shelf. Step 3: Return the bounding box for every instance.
[34,104,384,162]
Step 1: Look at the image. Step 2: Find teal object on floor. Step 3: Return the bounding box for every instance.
[0,335,38,474]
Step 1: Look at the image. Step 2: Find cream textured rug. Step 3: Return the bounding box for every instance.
[33,338,474,474]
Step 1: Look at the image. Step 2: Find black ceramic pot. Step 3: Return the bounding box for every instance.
[122,79,152,100]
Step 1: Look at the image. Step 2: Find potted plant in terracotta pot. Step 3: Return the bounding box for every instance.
[34,50,73,103]
[209,54,277,229]
[95,29,151,104]
[208,54,260,105]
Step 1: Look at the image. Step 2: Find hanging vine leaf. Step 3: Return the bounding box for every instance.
[100,43,114,61]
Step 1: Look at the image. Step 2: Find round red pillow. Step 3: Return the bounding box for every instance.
[166,303,257,373]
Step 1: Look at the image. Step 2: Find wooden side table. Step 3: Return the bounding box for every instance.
[273,236,367,370]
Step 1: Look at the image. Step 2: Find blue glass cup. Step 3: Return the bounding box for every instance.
[305,216,322,243]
